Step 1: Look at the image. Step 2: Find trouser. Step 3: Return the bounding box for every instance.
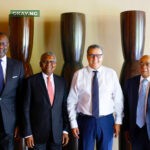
[77,113,114,150]
[131,125,150,150]
[0,112,14,150]
[29,133,62,150]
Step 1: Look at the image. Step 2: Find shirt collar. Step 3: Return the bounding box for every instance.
[42,72,54,80]
[0,55,6,62]
[140,75,150,82]
[87,65,103,73]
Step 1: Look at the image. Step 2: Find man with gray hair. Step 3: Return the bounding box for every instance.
[22,52,69,150]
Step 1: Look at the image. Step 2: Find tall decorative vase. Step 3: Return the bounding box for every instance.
[9,15,34,77]
[9,15,34,150]
[61,12,85,150]
[120,10,145,150]
[61,12,85,89]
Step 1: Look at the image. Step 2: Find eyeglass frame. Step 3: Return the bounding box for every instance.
[87,54,103,59]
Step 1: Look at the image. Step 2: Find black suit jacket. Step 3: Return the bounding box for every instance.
[22,73,69,144]
[123,75,150,140]
[0,57,24,134]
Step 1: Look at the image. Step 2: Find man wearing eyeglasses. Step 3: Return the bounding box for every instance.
[123,55,150,150]
[67,44,124,150]
[22,52,69,150]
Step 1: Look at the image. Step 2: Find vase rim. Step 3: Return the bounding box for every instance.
[121,10,145,14]
[61,12,85,15]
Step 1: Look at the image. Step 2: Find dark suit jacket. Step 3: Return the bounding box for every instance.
[0,57,24,134]
[123,75,150,140]
[22,73,69,144]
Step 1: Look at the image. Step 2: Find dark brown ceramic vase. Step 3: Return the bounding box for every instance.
[9,15,34,150]
[120,10,145,86]
[120,10,146,150]
[9,15,34,77]
[61,12,85,150]
[61,12,85,89]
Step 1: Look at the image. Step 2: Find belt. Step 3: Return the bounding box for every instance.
[78,112,113,118]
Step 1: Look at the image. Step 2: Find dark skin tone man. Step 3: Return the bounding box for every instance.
[0,32,24,150]
[23,52,69,150]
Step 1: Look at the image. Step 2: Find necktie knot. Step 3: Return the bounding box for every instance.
[93,71,98,76]
[142,78,149,86]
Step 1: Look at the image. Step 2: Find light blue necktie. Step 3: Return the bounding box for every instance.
[136,79,149,128]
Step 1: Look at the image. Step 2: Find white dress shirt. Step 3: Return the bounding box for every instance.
[42,72,55,93]
[67,65,124,128]
[1,55,7,82]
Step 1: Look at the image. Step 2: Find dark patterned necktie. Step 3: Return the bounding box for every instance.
[0,59,4,94]
[92,71,99,118]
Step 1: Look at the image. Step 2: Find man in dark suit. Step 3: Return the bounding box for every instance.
[0,32,24,150]
[123,55,150,150]
[22,52,69,150]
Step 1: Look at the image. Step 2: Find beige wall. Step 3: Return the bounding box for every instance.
[1,0,150,149]
[1,0,150,75]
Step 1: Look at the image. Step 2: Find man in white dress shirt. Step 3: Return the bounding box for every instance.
[67,44,124,150]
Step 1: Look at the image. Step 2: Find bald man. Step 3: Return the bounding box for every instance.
[123,55,150,150]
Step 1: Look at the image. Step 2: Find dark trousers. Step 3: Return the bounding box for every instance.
[77,113,114,150]
[0,112,14,150]
[29,143,62,150]
[29,133,62,150]
[131,125,150,150]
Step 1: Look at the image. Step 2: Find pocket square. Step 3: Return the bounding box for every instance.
[12,76,18,78]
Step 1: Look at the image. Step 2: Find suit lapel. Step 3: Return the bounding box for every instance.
[53,75,59,106]
[2,58,13,95]
[38,73,52,106]
[39,73,50,100]
[134,76,141,108]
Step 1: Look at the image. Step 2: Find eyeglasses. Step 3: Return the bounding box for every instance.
[41,60,56,65]
[88,54,103,59]
[140,62,150,67]
[0,42,8,46]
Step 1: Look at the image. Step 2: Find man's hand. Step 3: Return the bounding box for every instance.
[72,128,80,139]
[62,133,69,146]
[14,127,21,142]
[25,136,34,148]
[114,124,121,138]
[124,131,131,143]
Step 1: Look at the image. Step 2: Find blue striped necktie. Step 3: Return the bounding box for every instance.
[92,71,99,118]
[136,79,149,128]
[0,59,4,94]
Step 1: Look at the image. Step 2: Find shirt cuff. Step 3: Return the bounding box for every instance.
[70,120,78,129]
[63,131,68,134]
[115,116,122,124]
[25,135,32,138]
